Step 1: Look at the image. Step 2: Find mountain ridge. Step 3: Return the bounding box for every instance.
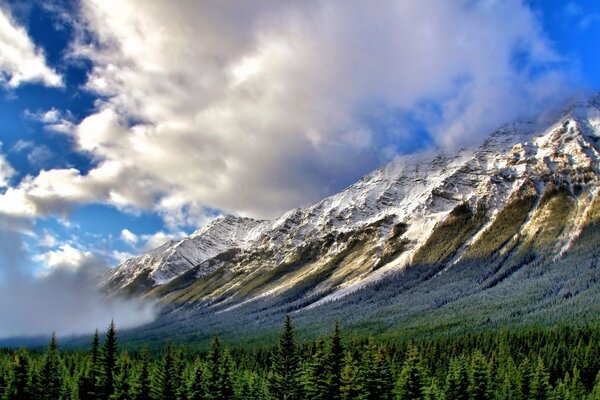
[102,94,600,336]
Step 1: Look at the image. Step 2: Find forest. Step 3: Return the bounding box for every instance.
[1,318,600,400]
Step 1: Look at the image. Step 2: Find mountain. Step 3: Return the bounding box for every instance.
[103,94,600,342]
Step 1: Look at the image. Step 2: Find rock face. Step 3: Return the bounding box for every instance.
[102,95,600,315]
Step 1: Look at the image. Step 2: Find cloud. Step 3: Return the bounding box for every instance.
[0,217,157,338]
[0,144,15,187]
[0,5,62,87]
[38,231,59,248]
[0,0,575,225]
[120,228,138,245]
[112,250,134,263]
[140,230,187,252]
[33,243,102,276]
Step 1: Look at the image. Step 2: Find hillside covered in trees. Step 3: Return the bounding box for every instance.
[2,318,600,400]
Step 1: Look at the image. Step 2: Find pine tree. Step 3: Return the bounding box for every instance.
[39,333,63,400]
[152,341,177,400]
[395,347,425,400]
[3,351,30,400]
[468,351,492,400]
[131,346,151,400]
[528,357,551,400]
[569,367,586,399]
[423,377,443,400]
[101,321,119,400]
[79,329,101,400]
[303,337,329,400]
[444,356,469,400]
[328,322,344,400]
[357,340,378,400]
[340,351,360,400]
[374,346,394,400]
[110,352,133,400]
[269,316,302,400]
[187,359,208,400]
[590,371,600,400]
[219,351,235,400]
[207,336,222,399]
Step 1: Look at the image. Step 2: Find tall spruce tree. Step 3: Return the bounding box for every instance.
[187,359,208,400]
[303,337,329,400]
[79,329,101,400]
[328,322,344,400]
[131,346,151,400]
[528,357,551,400]
[40,333,63,400]
[468,351,492,400]
[219,351,235,400]
[3,351,30,400]
[207,336,222,399]
[340,351,360,400]
[269,316,302,400]
[444,356,469,400]
[152,341,178,400]
[395,347,425,400]
[110,352,133,400]
[101,321,118,400]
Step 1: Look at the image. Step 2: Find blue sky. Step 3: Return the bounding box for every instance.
[0,0,599,280]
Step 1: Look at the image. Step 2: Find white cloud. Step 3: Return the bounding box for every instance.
[140,230,187,252]
[112,250,134,263]
[33,243,102,276]
[0,144,15,188]
[0,0,574,226]
[0,6,62,87]
[38,231,59,248]
[120,228,138,245]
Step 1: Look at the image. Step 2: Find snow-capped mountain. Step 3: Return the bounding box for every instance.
[103,95,600,317]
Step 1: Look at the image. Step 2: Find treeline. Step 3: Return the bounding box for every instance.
[1,318,600,399]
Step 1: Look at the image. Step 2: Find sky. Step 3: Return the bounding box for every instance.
[0,0,599,337]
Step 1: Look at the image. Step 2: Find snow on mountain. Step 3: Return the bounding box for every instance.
[101,215,267,291]
[103,94,600,303]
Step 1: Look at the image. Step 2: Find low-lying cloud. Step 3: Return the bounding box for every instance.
[0,217,158,338]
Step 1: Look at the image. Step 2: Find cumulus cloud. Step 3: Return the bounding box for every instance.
[0,0,575,223]
[33,243,102,276]
[0,144,15,187]
[0,6,62,87]
[120,228,138,245]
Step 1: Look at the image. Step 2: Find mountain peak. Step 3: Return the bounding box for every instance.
[103,96,600,303]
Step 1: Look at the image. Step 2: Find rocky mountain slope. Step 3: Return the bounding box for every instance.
[102,95,600,339]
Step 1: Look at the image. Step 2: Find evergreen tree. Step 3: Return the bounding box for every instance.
[219,351,235,400]
[152,341,177,400]
[39,333,63,400]
[468,351,492,400]
[328,322,344,400]
[444,356,469,400]
[187,360,208,400]
[101,321,119,400]
[131,346,151,400]
[340,351,360,400]
[79,329,101,400]
[528,357,551,400]
[269,316,302,400]
[423,377,443,400]
[395,347,425,400]
[303,338,329,400]
[207,336,222,399]
[110,352,133,400]
[3,351,30,400]
[590,371,600,400]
